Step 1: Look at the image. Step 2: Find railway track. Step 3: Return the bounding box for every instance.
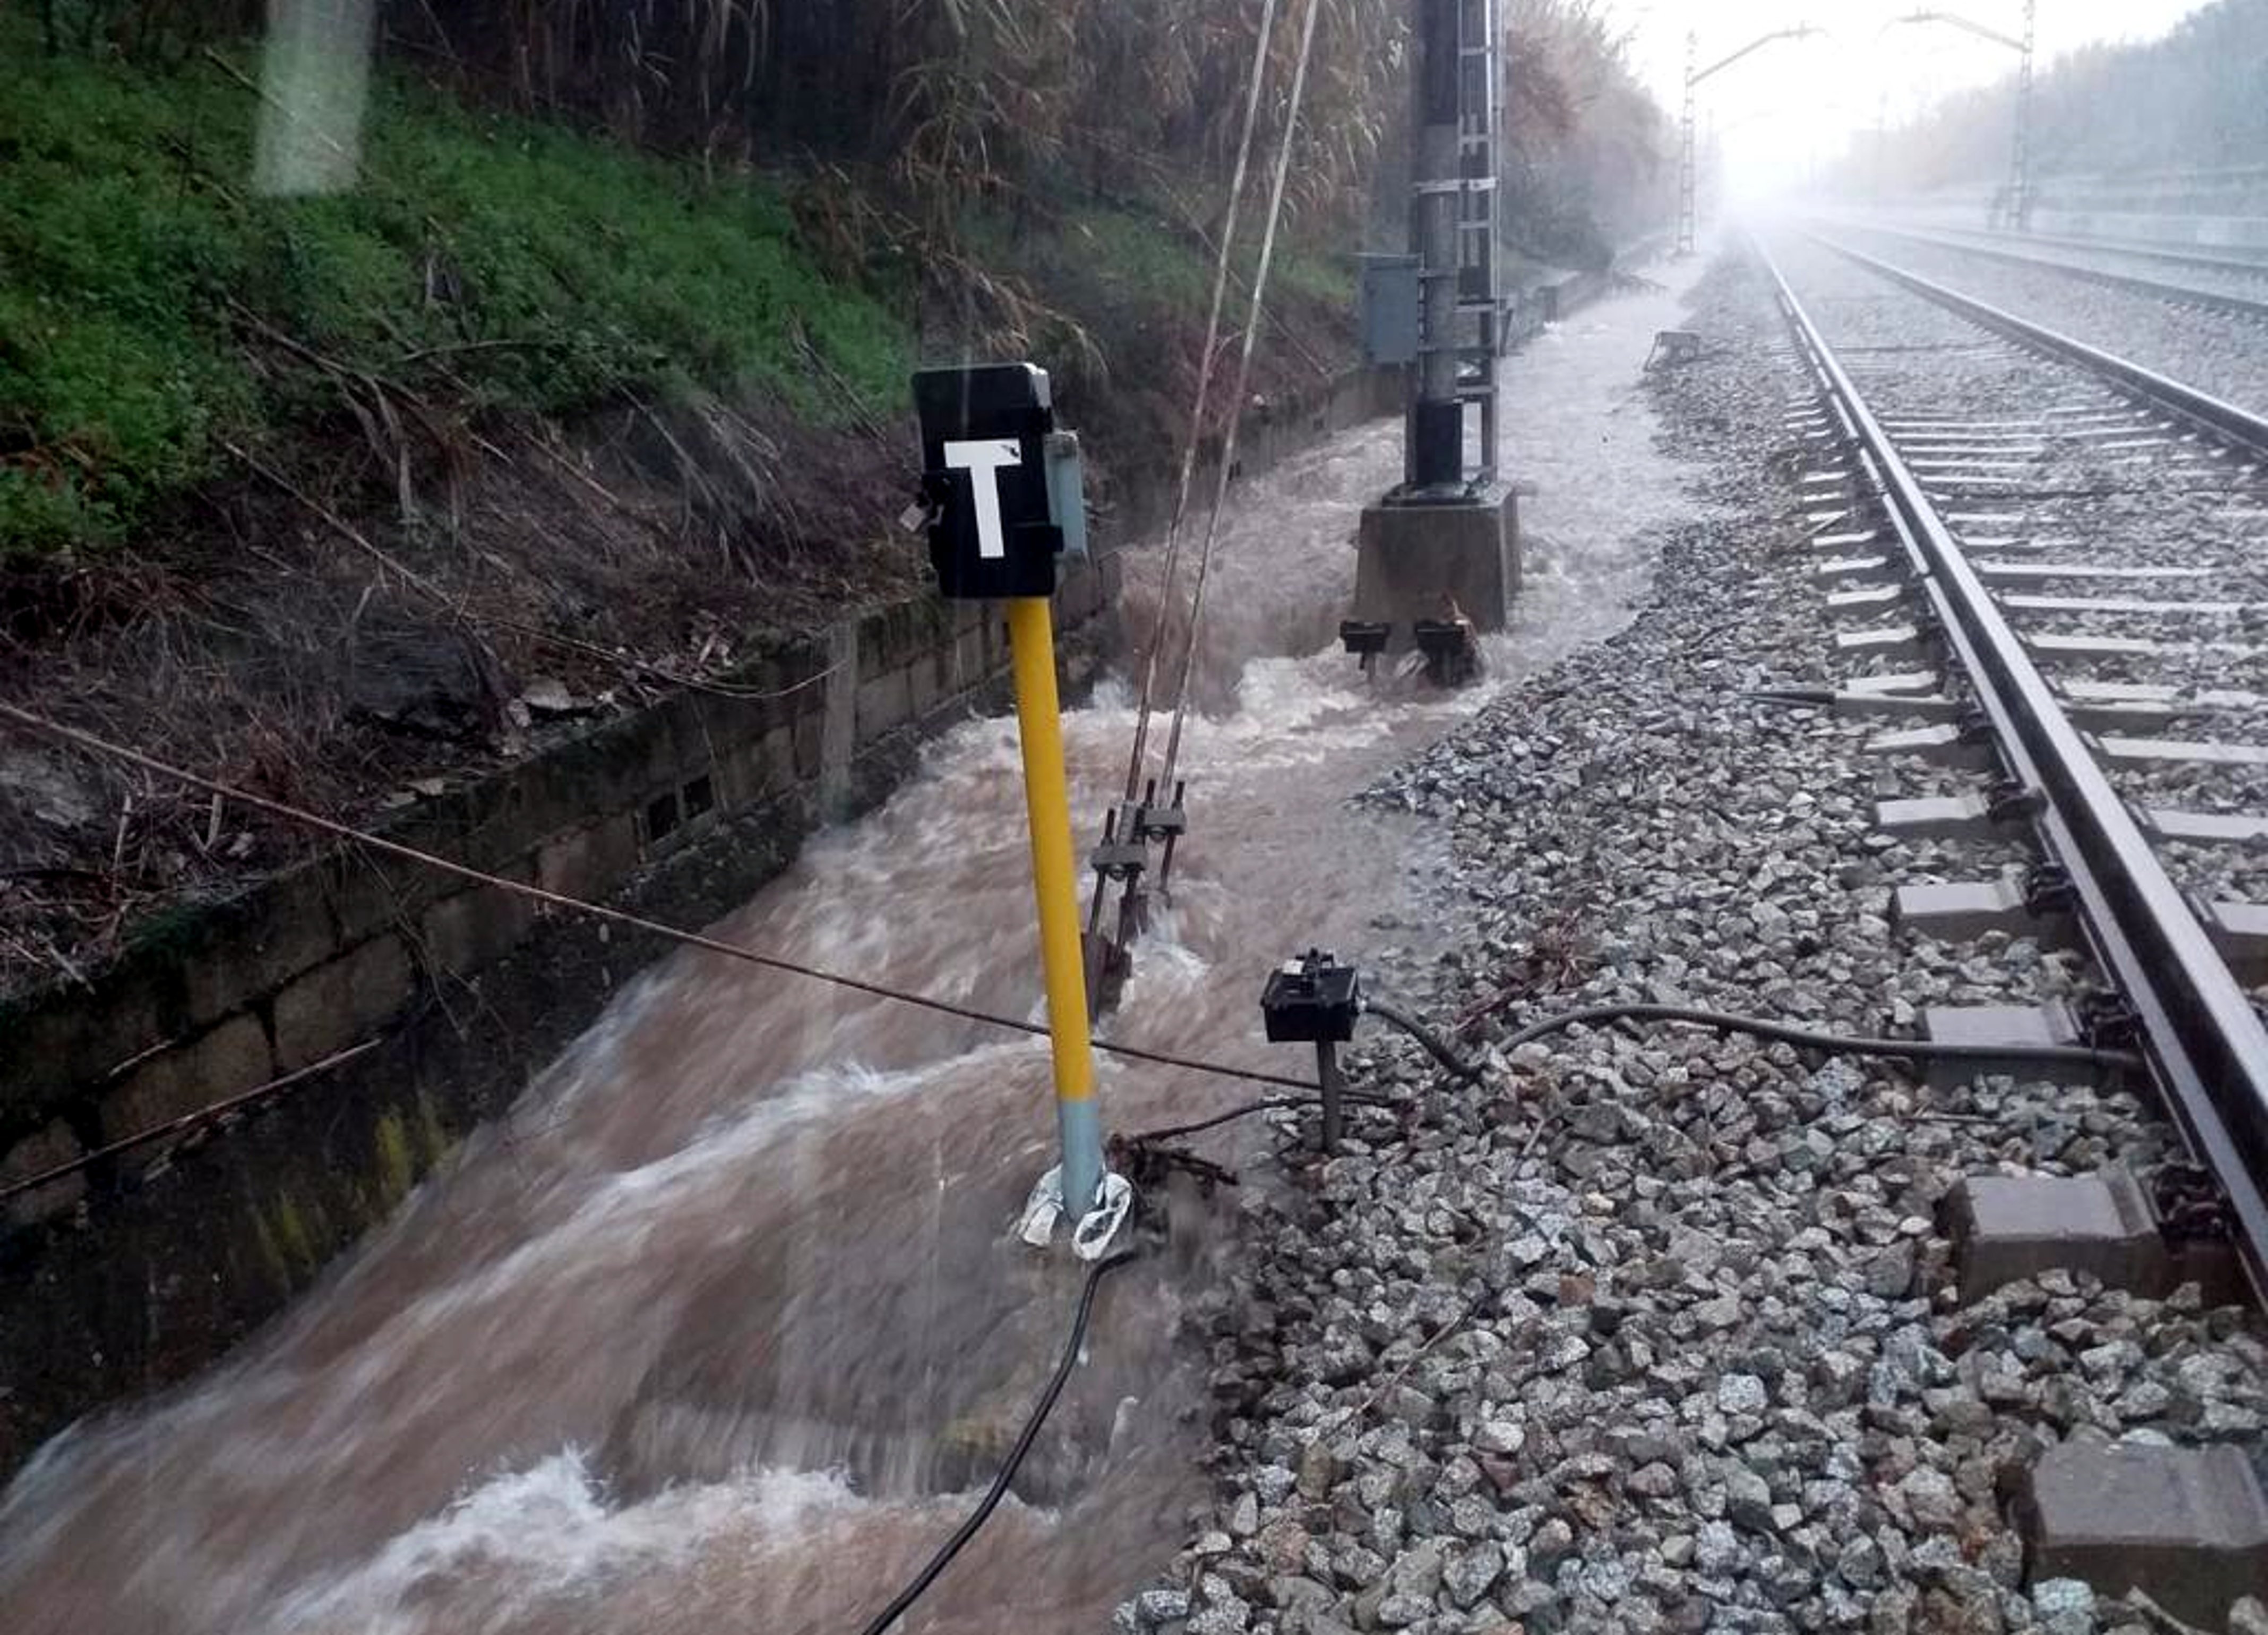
[1940,223,2268,279]
[1758,231,2268,1302]
[1820,218,2268,326]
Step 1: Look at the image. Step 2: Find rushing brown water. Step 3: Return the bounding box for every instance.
[0,272,1699,1635]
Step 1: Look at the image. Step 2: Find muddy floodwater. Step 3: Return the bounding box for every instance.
[0,267,1703,1635]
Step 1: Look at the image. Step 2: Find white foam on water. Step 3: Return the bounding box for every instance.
[256,1452,863,1635]
[393,1046,1034,1329]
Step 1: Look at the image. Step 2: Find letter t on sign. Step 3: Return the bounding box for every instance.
[944,439,1023,560]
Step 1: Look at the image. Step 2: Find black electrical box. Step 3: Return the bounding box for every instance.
[912,363,1063,601]
[1260,951,1363,1045]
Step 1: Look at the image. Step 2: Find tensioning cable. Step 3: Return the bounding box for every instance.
[1085,0,1291,964]
[1152,0,1325,802]
[0,702,1327,1098]
[1113,0,1284,808]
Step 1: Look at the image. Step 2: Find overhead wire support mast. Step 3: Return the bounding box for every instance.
[1887,6,2038,233]
[1676,23,1827,258]
[1343,0,1516,672]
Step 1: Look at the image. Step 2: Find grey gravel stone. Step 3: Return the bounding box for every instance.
[1127,245,2268,1635]
[2030,1579,2095,1635]
[1717,1374,1768,1416]
[1136,1588,1195,1627]
[1835,1533,1884,1589]
[1695,1519,1741,1574]
[1896,1466,1962,1534]
[1724,1465,1777,1533]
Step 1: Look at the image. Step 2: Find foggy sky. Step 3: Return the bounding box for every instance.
[1607,0,2222,194]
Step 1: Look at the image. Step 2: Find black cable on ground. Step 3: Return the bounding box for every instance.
[1362,997,1488,1084]
[854,1248,1141,1635]
[1126,1090,1396,1147]
[1496,1002,2143,1074]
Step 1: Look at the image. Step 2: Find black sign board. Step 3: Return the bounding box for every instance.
[912,363,1063,601]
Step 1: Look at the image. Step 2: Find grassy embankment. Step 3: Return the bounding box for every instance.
[0,22,1360,994]
[0,21,1358,567]
[0,19,918,561]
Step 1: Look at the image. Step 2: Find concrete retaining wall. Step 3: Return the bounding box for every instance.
[0,361,1402,1479]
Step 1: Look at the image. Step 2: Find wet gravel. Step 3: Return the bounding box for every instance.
[1113,250,2268,1634]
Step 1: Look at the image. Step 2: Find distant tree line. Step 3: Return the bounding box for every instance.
[1499,0,1672,265]
[1844,0,2268,198]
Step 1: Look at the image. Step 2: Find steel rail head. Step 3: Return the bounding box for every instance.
[1804,231,2268,459]
[1822,220,2268,332]
[1756,234,2268,1299]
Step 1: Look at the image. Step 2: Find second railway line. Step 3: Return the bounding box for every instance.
[1762,227,2268,1300]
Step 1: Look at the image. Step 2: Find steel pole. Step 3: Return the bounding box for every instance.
[1004,596,1104,1222]
[2012,0,2038,232]
[1316,1040,1344,1153]
[1678,32,1698,256]
[1409,0,1464,489]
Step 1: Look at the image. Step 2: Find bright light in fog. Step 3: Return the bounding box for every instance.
[1611,0,2226,201]
[254,0,378,195]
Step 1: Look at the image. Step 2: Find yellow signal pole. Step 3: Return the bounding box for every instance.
[1004,595,1103,1222]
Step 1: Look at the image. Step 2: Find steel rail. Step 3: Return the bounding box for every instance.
[1806,233,2268,457]
[1949,225,2268,280]
[1820,220,2268,329]
[1759,237,2268,1298]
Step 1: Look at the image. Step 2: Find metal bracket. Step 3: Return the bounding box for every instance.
[2078,995,2143,1053]
[1342,621,1394,680]
[2153,1165,2236,1245]
[1141,780,1189,891]
[1089,802,1149,881]
[2025,863,2077,917]
[1988,782,2048,825]
[1132,782,1187,845]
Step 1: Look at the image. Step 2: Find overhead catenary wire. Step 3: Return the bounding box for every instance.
[1154,0,1326,799]
[853,1248,1140,1635]
[0,1039,385,1206]
[0,701,1327,1103]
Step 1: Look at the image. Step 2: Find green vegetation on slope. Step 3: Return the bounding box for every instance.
[0,20,914,558]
